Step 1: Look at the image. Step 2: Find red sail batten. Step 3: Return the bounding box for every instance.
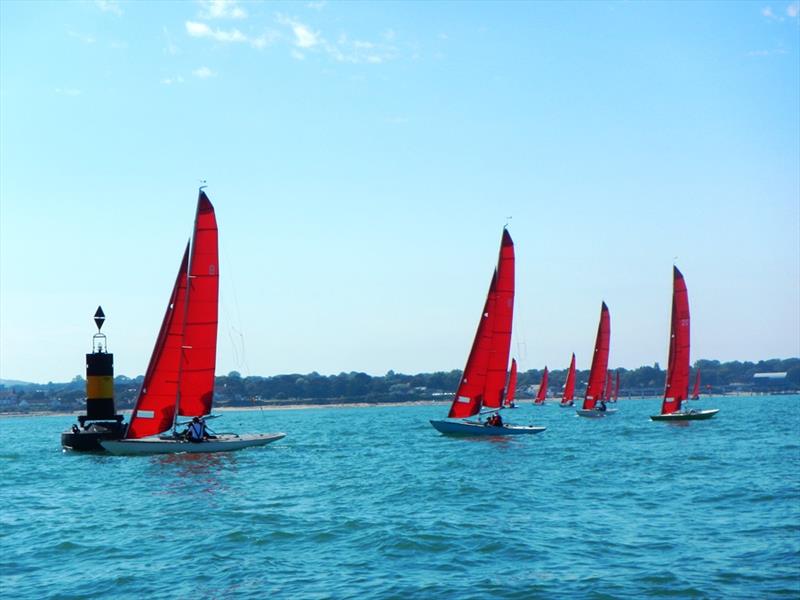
[448,272,497,418]
[661,267,690,414]
[483,229,515,408]
[582,302,610,410]
[505,358,518,407]
[125,245,190,439]
[561,353,576,405]
[534,367,549,404]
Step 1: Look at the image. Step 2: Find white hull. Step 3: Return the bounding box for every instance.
[650,409,719,422]
[100,433,286,455]
[576,408,618,418]
[430,419,545,436]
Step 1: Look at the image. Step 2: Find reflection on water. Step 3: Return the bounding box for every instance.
[150,452,237,496]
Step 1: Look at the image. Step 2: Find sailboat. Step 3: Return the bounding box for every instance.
[650,267,719,422]
[533,367,549,405]
[576,302,617,418]
[559,353,576,407]
[503,358,518,408]
[430,229,545,436]
[603,370,613,403]
[690,369,701,400]
[101,190,286,454]
[608,369,620,403]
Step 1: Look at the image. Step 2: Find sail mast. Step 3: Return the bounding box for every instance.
[582,302,610,410]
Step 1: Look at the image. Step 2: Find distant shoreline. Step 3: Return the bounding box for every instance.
[0,399,453,418]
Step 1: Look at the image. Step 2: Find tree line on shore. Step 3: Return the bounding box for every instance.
[3,358,798,410]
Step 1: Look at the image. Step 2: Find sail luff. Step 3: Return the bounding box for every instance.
[661,267,690,414]
[125,244,190,439]
[482,229,515,408]
[561,353,576,404]
[505,358,518,407]
[582,302,611,410]
[447,272,497,418]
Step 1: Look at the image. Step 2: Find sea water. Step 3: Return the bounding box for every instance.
[1,395,798,599]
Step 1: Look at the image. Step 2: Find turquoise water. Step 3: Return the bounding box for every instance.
[1,395,798,599]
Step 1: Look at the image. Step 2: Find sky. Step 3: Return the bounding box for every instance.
[1,0,798,384]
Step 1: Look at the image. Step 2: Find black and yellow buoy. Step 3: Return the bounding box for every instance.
[61,307,126,451]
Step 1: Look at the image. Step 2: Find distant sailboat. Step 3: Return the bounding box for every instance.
[603,370,613,403]
[504,358,518,408]
[101,190,286,454]
[651,267,719,422]
[533,367,549,405]
[690,369,701,400]
[576,302,617,418]
[613,370,620,402]
[430,229,545,436]
[559,353,576,407]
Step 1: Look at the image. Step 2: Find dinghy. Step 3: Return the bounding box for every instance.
[430,229,545,437]
[559,353,576,407]
[576,303,617,418]
[101,189,285,455]
[650,267,719,422]
[532,366,548,405]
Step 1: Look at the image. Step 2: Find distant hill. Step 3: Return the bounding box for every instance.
[0,378,35,387]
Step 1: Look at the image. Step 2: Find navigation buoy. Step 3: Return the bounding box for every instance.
[61,307,126,451]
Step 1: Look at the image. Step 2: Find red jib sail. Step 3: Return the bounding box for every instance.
[482,229,515,408]
[504,358,518,407]
[534,367,549,404]
[176,191,219,417]
[126,245,190,439]
[582,302,610,410]
[691,369,701,400]
[561,353,576,405]
[662,267,690,414]
[614,370,620,401]
[448,272,497,418]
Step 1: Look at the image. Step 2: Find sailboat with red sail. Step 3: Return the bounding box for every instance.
[101,190,286,454]
[690,369,701,400]
[504,358,518,408]
[603,370,613,403]
[576,302,617,418]
[533,367,548,405]
[651,267,718,422]
[612,370,620,402]
[559,353,576,407]
[430,229,545,436]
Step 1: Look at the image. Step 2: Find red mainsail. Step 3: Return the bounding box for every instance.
[482,229,515,408]
[534,367,549,404]
[691,369,701,400]
[582,302,610,410]
[125,191,220,438]
[448,272,497,418]
[561,353,576,405]
[504,358,518,407]
[661,267,690,414]
[126,245,189,439]
[176,191,219,417]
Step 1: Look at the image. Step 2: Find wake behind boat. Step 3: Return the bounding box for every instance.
[430,229,545,437]
[100,189,285,455]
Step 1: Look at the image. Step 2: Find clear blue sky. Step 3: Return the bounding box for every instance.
[1,1,798,383]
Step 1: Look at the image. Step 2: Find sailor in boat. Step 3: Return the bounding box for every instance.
[598,400,607,412]
[486,413,504,427]
[187,416,209,443]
